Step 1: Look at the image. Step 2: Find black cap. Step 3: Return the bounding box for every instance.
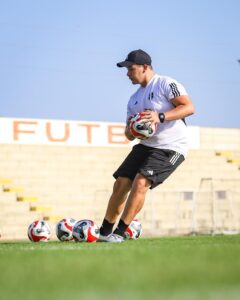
[117,49,152,68]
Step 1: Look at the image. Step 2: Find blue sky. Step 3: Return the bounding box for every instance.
[0,0,240,128]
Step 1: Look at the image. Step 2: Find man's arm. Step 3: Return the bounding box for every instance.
[165,95,195,121]
[124,117,136,141]
[141,95,195,123]
[125,126,135,141]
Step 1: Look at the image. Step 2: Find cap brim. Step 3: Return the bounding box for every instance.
[116,61,134,68]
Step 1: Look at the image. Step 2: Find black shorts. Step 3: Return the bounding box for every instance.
[113,144,185,189]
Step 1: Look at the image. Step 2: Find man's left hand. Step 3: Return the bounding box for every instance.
[141,110,160,124]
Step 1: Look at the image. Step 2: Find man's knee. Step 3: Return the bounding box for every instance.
[132,173,151,192]
[113,177,132,195]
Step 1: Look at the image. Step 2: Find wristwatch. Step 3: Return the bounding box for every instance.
[159,113,165,123]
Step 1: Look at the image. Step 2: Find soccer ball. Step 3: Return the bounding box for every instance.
[124,219,142,240]
[72,219,100,242]
[129,113,155,140]
[56,218,77,241]
[28,220,51,242]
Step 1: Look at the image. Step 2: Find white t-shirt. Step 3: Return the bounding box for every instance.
[127,74,189,157]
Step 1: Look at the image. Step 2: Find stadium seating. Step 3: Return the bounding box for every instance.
[0,126,240,240]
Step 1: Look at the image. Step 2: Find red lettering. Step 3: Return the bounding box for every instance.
[13,121,38,141]
[108,125,129,144]
[78,124,100,144]
[46,122,70,142]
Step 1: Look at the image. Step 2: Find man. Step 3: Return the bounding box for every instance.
[99,49,195,242]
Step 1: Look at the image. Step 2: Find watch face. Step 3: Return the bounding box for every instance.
[159,113,165,123]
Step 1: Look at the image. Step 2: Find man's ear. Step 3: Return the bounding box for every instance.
[143,64,148,72]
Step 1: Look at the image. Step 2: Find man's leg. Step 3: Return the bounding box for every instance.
[99,177,132,237]
[105,177,132,223]
[113,173,151,236]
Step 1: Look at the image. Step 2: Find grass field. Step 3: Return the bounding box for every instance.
[0,235,240,300]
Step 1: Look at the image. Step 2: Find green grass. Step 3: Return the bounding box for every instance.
[1,236,240,300]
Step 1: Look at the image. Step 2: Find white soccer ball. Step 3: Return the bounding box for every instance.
[129,113,155,140]
[28,220,51,242]
[124,219,142,240]
[56,218,77,241]
[72,219,100,242]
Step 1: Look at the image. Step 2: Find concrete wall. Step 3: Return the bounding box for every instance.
[200,127,240,150]
[0,126,240,240]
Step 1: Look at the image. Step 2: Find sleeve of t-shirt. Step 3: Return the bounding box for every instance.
[161,77,188,101]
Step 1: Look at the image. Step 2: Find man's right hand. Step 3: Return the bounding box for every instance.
[125,125,135,141]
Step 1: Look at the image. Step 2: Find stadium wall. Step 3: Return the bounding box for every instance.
[0,118,239,240]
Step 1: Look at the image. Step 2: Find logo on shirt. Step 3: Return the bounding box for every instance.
[148,92,154,100]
